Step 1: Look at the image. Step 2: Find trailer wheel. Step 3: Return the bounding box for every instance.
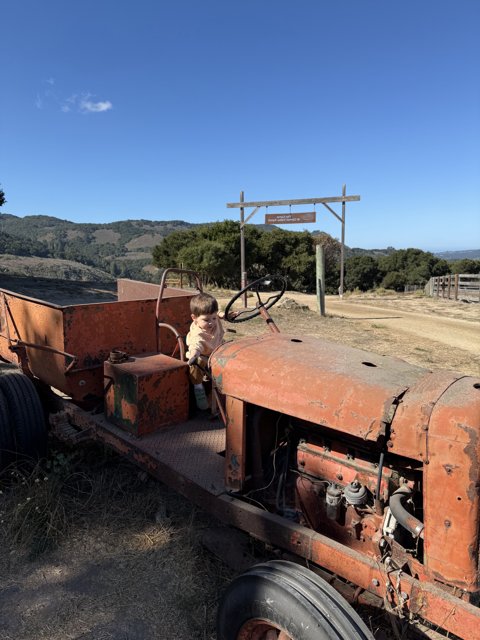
[0,372,47,461]
[0,388,16,470]
[217,560,374,640]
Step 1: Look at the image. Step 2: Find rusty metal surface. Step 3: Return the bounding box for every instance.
[64,402,226,494]
[117,279,196,301]
[388,369,463,460]
[104,353,189,435]
[117,280,195,354]
[225,397,247,491]
[0,285,193,401]
[212,334,426,442]
[61,399,480,639]
[211,494,480,640]
[297,442,393,499]
[0,291,68,381]
[423,376,480,590]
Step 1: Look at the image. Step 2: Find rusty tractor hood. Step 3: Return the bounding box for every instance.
[210,333,457,443]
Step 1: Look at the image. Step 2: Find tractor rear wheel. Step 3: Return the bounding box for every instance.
[0,371,47,462]
[217,560,374,640]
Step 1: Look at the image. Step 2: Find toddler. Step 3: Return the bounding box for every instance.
[186,292,225,409]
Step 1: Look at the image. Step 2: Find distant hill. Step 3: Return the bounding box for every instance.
[0,212,478,281]
[0,254,115,282]
[0,213,195,281]
[433,249,480,261]
[347,246,397,259]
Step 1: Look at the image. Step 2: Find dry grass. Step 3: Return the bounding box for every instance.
[0,444,234,640]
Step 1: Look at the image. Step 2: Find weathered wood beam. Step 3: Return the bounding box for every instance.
[227,195,360,208]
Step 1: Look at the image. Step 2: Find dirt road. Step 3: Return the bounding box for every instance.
[323,297,480,356]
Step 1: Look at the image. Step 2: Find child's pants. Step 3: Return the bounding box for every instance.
[188,355,209,385]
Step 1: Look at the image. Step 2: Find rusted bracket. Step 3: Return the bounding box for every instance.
[50,410,94,444]
[10,339,79,373]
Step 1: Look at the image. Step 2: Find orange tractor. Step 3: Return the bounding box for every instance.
[0,269,479,639]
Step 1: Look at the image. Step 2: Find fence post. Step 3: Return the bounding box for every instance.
[447,275,451,299]
[454,274,459,301]
[316,244,326,316]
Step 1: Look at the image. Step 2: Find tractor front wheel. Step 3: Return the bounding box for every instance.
[217,560,374,640]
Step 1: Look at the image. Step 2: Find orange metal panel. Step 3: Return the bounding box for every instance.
[212,334,426,442]
[104,353,189,435]
[423,376,480,590]
[0,284,194,401]
[117,279,193,355]
[225,397,247,491]
[388,369,462,460]
[117,279,195,301]
[0,292,68,384]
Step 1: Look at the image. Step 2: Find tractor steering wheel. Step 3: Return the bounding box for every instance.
[224,275,286,323]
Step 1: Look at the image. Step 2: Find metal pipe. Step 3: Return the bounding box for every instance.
[374,451,385,515]
[389,485,424,539]
[157,322,186,361]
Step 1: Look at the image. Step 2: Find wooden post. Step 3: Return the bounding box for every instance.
[454,273,459,300]
[316,244,326,316]
[339,184,346,299]
[447,275,452,300]
[436,277,440,298]
[239,191,247,306]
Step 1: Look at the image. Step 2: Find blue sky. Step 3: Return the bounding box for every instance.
[1,0,479,252]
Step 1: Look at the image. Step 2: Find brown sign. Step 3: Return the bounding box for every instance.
[265,212,316,225]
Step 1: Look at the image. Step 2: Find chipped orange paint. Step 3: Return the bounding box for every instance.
[0,284,193,401]
[211,334,426,442]
[225,396,247,491]
[104,353,189,435]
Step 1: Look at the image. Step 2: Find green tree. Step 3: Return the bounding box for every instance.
[450,259,480,274]
[151,221,346,291]
[378,248,449,288]
[345,255,380,291]
[152,221,242,287]
[0,185,6,208]
[381,271,407,291]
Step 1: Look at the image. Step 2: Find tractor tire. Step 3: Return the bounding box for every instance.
[0,388,16,471]
[217,560,374,640]
[0,371,47,462]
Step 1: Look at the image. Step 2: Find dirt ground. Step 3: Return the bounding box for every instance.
[216,289,479,377]
[0,277,479,640]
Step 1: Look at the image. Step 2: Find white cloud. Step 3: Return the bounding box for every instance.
[37,83,113,114]
[79,98,113,113]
